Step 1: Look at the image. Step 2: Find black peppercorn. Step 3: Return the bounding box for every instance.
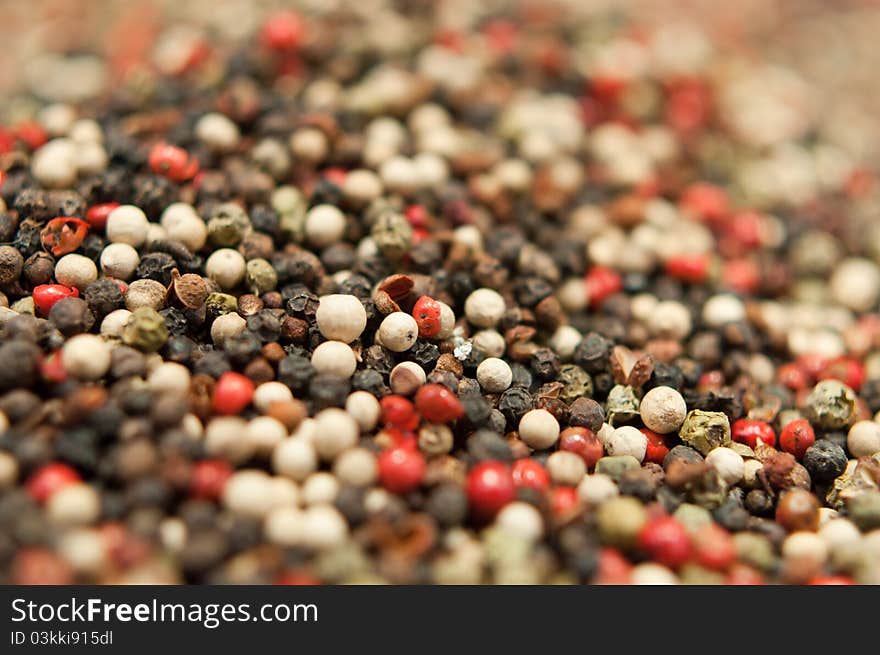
[47,296,94,336]
[277,354,313,391]
[572,332,613,375]
[425,484,468,527]
[83,278,125,321]
[498,386,534,427]
[802,439,847,482]
[467,429,513,462]
[308,373,350,410]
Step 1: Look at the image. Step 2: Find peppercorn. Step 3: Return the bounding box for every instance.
[47,297,94,336]
[802,439,847,482]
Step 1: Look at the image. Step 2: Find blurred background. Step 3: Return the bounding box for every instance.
[1,0,880,165]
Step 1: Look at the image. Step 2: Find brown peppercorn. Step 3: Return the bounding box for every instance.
[22,252,55,286]
[261,342,286,362]
[434,353,463,377]
[243,357,274,385]
[168,271,208,310]
[48,296,95,336]
[776,488,820,532]
[266,399,307,431]
[281,316,308,343]
[237,294,264,316]
[0,246,24,285]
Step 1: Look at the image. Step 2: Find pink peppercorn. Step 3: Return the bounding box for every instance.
[378,446,426,494]
[595,548,633,585]
[585,266,622,307]
[731,419,776,449]
[779,419,816,460]
[414,384,464,424]
[550,486,580,518]
[511,458,550,492]
[466,461,516,518]
[190,459,233,500]
[559,427,604,470]
[412,296,442,338]
[260,11,305,51]
[32,283,79,316]
[26,463,81,503]
[692,523,736,571]
[148,142,199,182]
[380,395,419,431]
[819,356,865,391]
[211,372,254,415]
[86,202,120,231]
[637,516,692,568]
[641,428,670,465]
[664,254,710,283]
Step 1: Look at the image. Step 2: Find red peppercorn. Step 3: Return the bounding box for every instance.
[777,361,810,391]
[466,461,516,518]
[260,10,306,51]
[377,446,426,494]
[559,427,604,470]
[405,204,430,229]
[779,419,815,460]
[664,254,710,283]
[680,182,729,224]
[595,547,633,585]
[412,295,442,338]
[641,428,670,464]
[585,266,622,307]
[86,202,120,231]
[725,564,765,585]
[322,167,347,186]
[148,142,199,182]
[275,570,322,585]
[41,217,89,256]
[414,384,464,424]
[32,283,79,316]
[637,516,692,568]
[550,486,580,517]
[511,458,550,492]
[26,462,81,503]
[211,372,255,415]
[722,258,760,294]
[15,120,48,150]
[380,395,419,431]
[692,523,735,571]
[731,419,776,449]
[0,127,15,155]
[40,351,68,384]
[808,575,854,585]
[818,356,865,391]
[10,548,72,585]
[190,459,233,500]
[797,353,828,379]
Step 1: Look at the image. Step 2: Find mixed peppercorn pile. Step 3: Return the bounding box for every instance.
[2,3,880,585]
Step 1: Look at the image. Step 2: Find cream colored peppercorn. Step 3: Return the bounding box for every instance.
[205,417,254,463]
[631,563,678,585]
[195,112,240,152]
[315,294,367,343]
[702,293,746,327]
[254,381,294,413]
[125,279,167,311]
[305,204,346,247]
[75,142,108,175]
[311,341,357,378]
[640,385,688,434]
[106,205,149,247]
[58,528,106,574]
[549,325,582,361]
[333,447,378,487]
[205,248,247,289]
[38,103,76,136]
[546,450,587,485]
[100,309,132,337]
[436,301,456,339]
[606,426,648,461]
[301,505,349,550]
[782,531,828,572]
[47,483,101,525]
[313,408,359,461]
[100,243,140,280]
[160,203,207,252]
[390,361,426,395]
[290,126,328,164]
[69,118,103,144]
[345,391,381,432]
[302,472,340,506]
[246,416,288,455]
[742,459,764,488]
[496,502,544,542]
[830,257,880,312]
[518,409,560,450]
[222,470,276,517]
[264,506,305,546]
[0,450,18,489]
[577,474,619,505]
[342,169,383,207]
[273,436,318,481]
[54,253,97,290]
[31,138,77,188]
[705,447,745,485]
[847,420,880,457]
[210,312,246,346]
[651,300,692,339]
[378,312,419,352]
[464,288,506,328]
[476,357,513,393]
[61,334,111,380]
[472,330,506,358]
[147,362,191,394]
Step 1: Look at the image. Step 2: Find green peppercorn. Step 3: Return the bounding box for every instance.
[679,409,732,455]
[557,364,593,403]
[805,379,857,430]
[605,384,640,426]
[207,202,251,246]
[122,307,169,352]
[596,496,647,548]
[847,489,880,531]
[672,503,713,533]
[594,455,640,481]
[733,532,777,572]
[245,258,277,295]
[272,186,307,243]
[205,292,238,318]
[370,205,412,261]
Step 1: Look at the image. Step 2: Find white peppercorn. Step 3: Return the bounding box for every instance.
[205,417,254,463]
[147,362,191,394]
[378,312,419,352]
[546,450,587,485]
[254,381,294,413]
[315,294,367,343]
[302,472,340,506]
[61,334,111,380]
[264,506,305,546]
[342,169,383,207]
[47,483,101,526]
[333,447,378,487]
[100,309,132,337]
[606,426,648,462]
[195,112,241,152]
[472,330,506,357]
[125,279,167,311]
[301,505,349,550]
[651,300,692,339]
[390,361,426,395]
[205,248,247,289]
[640,386,688,434]
[496,502,544,541]
[702,293,746,328]
[549,325,582,361]
[222,470,276,517]
[160,203,207,252]
[31,138,77,188]
[54,253,97,290]
[311,341,357,378]
[464,288,506,328]
[476,357,513,393]
[436,301,456,339]
[100,243,140,280]
[210,311,246,346]
[705,447,745,485]
[273,436,318,481]
[577,473,619,505]
[305,204,346,247]
[345,391,381,432]
[106,205,150,247]
[518,408,560,450]
[830,257,880,312]
[0,450,18,489]
[246,416,288,455]
[313,408,359,461]
[847,420,880,457]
